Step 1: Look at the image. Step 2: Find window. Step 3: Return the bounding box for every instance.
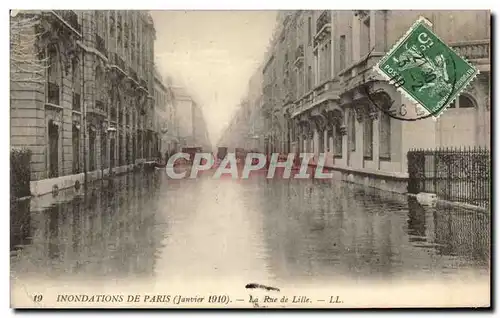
[72,124,80,173]
[119,136,124,165]
[326,42,332,79]
[318,47,325,83]
[72,58,81,111]
[349,110,356,152]
[458,96,475,108]
[318,42,332,83]
[89,128,97,171]
[47,46,60,105]
[447,94,476,109]
[109,11,115,37]
[296,65,304,96]
[379,110,391,160]
[124,22,129,49]
[104,11,108,39]
[334,124,343,157]
[307,16,312,45]
[458,95,475,108]
[126,134,131,164]
[117,14,122,48]
[360,16,371,57]
[339,35,346,71]
[94,11,101,35]
[363,115,373,159]
[307,65,313,91]
[95,67,104,102]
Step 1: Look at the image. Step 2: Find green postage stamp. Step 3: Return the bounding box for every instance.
[375,16,479,119]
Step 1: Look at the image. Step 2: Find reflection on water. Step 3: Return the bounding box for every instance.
[11,170,490,286]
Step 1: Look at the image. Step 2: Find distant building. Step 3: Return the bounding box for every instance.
[218,65,265,152]
[171,86,211,151]
[154,66,178,157]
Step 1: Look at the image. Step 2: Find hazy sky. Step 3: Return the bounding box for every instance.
[151,11,278,146]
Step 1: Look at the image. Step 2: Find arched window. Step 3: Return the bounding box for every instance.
[458,95,475,108]
[46,46,60,105]
[447,94,476,109]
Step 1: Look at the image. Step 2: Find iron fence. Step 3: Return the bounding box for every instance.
[407,147,491,209]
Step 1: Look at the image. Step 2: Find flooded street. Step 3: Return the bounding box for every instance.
[10,170,490,306]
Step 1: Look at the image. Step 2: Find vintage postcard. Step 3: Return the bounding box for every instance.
[10,9,491,309]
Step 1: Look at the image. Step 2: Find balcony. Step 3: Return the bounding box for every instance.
[140,79,148,89]
[95,34,107,58]
[51,10,81,35]
[72,92,81,111]
[313,79,340,103]
[450,40,490,62]
[47,82,59,105]
[290,90,314,118]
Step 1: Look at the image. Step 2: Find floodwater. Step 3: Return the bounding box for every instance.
[10,168,490,306]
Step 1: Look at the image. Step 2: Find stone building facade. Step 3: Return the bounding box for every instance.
[260,10,490,192]
[10,10,157,185]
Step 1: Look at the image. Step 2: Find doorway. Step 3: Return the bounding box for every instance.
[48,120,59,178]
